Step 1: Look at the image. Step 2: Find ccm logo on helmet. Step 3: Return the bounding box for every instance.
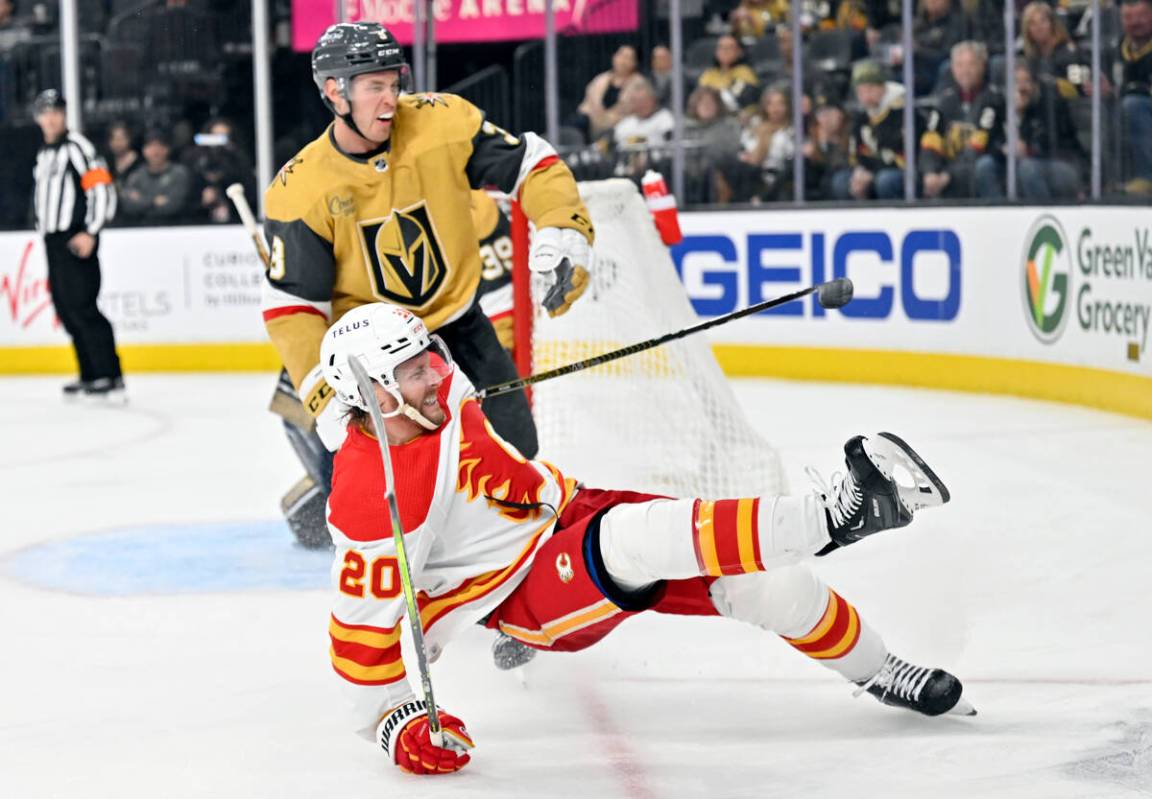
[331,319,370,337]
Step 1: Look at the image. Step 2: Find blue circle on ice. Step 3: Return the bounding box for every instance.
[0,521,332,596]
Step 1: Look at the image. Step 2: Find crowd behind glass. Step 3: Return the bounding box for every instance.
[0,0,1149,229]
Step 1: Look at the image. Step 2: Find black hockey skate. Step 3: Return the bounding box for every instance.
[854,653,976,717]
[812,433,950,551]
[492,631,536,671]
[62,379,89,399]
[83,376,127,404]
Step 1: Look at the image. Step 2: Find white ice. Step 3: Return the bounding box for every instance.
[1,374,1150,798]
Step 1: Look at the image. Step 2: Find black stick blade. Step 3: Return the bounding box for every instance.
[817,278,854,309]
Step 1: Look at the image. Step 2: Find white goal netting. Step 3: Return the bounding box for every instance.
[526,179,787,499]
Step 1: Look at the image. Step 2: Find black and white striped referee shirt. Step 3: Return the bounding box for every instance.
[33,131,117,237]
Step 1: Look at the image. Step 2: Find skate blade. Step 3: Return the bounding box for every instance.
[947,696,977,716]
[84,391,129,407]
[865,432,950,511]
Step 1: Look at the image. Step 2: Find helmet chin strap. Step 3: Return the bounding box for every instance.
[400,403,441,431]
[377,388,441,431]
[336,78,376,144]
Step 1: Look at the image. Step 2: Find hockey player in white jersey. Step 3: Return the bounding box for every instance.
[320,302,974,775]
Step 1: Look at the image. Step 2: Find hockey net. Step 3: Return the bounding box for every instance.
[511,179,787,499]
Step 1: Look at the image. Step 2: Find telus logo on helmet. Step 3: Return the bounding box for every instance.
[332,319,371,337]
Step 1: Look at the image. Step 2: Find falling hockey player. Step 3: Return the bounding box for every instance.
[318,302,976,776]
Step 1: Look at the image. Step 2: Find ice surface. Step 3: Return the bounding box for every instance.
[1,375,1149,798]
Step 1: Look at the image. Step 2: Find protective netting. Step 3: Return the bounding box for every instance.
[527,179,787,499]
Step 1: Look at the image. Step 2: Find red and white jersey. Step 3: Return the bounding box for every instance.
[325,367,578,737]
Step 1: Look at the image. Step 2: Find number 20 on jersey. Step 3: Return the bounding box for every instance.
[339,551,401,599]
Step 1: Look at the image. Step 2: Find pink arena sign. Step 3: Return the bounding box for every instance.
[293,0,639,51]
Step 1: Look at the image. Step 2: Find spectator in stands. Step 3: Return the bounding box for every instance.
[1019,1,1089,97]
[685,86,744,157]
[864,0,903,51]
[186,117,256,224]
[1014,64,1085,199]
[807,100,852,199]
[774,24,838,113]
[730,0,790,41]
[834,61,916,200]
[684,85,744,201]
[725,81,795,201]
[960,0,1005,56]
[1118,0,1152,194]
[650,45,675,108]
[919,41,1006,198]
[698,35,762,115]
[613,79,675,150]
[824,0,870,32]
[912,0,969,96]
[119,128,194,224]
[576,45,646,141]
[0,0,32,51]
[105,121,142,186]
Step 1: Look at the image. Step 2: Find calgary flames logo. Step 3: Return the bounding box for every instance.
[555,553,575,584]
[456,399,546,522]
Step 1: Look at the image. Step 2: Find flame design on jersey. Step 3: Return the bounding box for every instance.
[456,398,546,522]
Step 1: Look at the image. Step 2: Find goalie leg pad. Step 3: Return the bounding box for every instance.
[282,418,334,495]
[279,414,334,549]
[280,475,332,550]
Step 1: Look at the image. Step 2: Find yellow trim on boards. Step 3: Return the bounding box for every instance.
[0,343,281,373]
[714,345,1152,421]
[1,342,1149,421]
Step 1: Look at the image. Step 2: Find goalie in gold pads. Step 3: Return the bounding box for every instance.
[262,21,593,466]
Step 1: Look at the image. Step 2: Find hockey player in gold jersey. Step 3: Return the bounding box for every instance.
[262,21,592,465]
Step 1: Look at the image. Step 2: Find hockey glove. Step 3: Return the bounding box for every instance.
[299,364,348,452]
[529,226,591,317]
[378,700,474,775]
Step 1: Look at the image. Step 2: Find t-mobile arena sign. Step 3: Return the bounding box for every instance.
[292,0,639,51]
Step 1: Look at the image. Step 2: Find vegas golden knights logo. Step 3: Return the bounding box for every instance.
[358,203,448,306]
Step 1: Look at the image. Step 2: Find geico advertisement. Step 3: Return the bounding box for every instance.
[673,207,1151,375]
[0,227,267,346]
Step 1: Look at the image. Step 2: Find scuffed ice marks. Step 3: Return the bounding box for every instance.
[1065,716,1152,795]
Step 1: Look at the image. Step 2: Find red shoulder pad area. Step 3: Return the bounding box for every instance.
[329,424,443,540]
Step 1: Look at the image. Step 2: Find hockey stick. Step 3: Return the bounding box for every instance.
[346,355,469,752]
[479,277,854,400]
[225,183,271,269]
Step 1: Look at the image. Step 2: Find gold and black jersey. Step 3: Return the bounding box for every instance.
[261,92,593,391]
[918,85,1006,175]
[470,189,514,300]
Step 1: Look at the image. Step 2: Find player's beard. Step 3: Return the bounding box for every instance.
[417,389,445,427]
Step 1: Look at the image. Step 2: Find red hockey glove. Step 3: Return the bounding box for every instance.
[377,700,474,775]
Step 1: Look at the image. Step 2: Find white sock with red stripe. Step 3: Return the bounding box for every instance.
[598,495,832,591]
[710,566,887,682]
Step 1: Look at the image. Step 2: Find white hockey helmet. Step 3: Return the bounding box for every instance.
[320,303,448,416]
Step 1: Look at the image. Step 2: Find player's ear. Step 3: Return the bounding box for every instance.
[324,78,348,114]
[375,383,400,413]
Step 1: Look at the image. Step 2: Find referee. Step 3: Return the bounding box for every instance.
[32,90,124,400]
